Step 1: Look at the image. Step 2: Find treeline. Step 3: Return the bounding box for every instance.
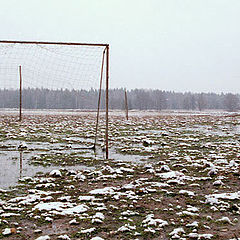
[0,88,239,111]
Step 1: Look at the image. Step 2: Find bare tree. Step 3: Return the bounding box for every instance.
[197,93,207,111]
[224,93,239,112]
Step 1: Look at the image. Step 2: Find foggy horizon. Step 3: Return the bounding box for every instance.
[1,0,240,94]
[0,86,240,95]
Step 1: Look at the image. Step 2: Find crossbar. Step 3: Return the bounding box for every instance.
[0,40,108,47]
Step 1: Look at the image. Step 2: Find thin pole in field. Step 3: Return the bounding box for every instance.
[125,89,129,120]
[19,151,23,178]
[94,48,106,149]
[19,65,22,121]
[105,45,109,159]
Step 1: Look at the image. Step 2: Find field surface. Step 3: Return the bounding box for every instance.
[0,110,240,240]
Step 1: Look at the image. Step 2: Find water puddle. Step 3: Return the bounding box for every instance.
[0,149,95,189]
[0,139,146,189]
[0,139,97,189]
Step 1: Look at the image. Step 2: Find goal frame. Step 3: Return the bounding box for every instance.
[0,40,110,159]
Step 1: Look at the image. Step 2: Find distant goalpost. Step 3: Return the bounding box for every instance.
[0,40,110,159]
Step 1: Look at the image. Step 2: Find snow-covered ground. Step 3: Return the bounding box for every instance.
[0,111,239,239]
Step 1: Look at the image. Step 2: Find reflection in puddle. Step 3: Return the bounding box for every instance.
[176,124,240,137]
[0,140,146,189]
[19,151,23,179]
[0,148,95,189]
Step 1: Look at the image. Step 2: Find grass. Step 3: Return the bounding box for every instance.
[0,112,240,239]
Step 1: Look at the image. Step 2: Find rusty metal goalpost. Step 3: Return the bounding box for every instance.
[0,40,109,159]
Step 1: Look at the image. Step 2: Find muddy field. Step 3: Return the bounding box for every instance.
[0,111,239,240]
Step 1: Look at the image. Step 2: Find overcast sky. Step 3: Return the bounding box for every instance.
[0,0,240,93]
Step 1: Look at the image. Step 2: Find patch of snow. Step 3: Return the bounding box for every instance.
[177,211,198,216]
[75,172,86,181]
[92,212,105,223]
[33,202,88,215]
[213,180,223,186]
[179,190,195,196]
[78,196,95,201]
[216,216,233,224]
[62,204,89,215]
[157,171,184,179]
[198,234,213,239]
[186,221,199,227]
[2,228,11,236]
[8,194,41,205]
[186,206,199,212]
[35,236,51,240]
[142,214,168,227]
[117,223,136,232]
[206,191,240,204]
[169,227,185,238]
[57,235,71,240]
[45,217,53,222]
[50,169,62,177]
[34,202,72,211]
[90,237,104,240]
[121,210,139,216]
[89,187,116,195]
[80,227,96,234]
[119,167,134,173]
[69,219,78,225]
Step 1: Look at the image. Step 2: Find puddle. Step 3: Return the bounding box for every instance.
[227,124,240,134]
[110,149,148,164]
[0,139,147,189]
[176,125,230,136]
[138,129,170,136]
[0,139,97,189]
[2,111,237,190]
[0,150,95,189]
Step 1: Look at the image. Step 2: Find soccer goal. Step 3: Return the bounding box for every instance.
[0,40,110,158]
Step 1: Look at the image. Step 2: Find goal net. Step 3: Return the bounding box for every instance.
[0,40,109,157]
[0,41,108,109]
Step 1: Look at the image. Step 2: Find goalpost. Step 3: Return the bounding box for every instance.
[0,40,109,159]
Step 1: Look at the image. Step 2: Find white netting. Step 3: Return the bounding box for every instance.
[0,42,106,90]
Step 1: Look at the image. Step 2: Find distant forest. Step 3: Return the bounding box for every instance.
[0,88,239,112]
